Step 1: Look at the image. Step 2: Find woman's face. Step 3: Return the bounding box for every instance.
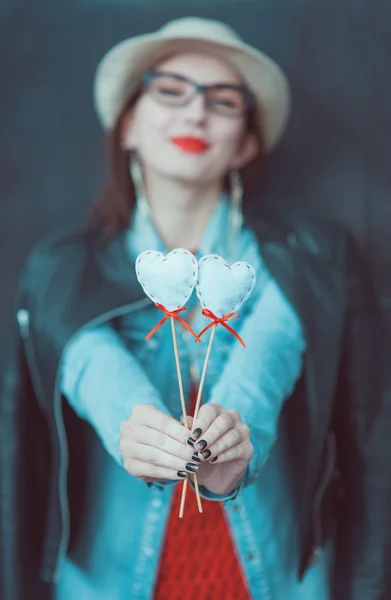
[122,53,259,185]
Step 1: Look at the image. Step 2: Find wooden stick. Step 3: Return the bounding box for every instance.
[179,477,188,519]
[170,317,203,516]
[180,324,217,513]
[193,324,217,421]
[170,317,188,425]
[192,472,203,513]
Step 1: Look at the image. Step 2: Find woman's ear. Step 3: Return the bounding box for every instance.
[230,131,260,170]
[121,109,137,151]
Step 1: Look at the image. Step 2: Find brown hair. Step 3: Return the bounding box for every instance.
[86,90,265,238]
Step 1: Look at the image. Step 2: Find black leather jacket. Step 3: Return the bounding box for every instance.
[1,217,390,600]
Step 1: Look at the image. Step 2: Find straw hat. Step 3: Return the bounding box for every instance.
[93,17,291,152]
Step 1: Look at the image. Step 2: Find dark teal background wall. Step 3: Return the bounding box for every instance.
[1,0,390,361]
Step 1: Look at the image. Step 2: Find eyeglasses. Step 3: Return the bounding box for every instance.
[141,71,254,118]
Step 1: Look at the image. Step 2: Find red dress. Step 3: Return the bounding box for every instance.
[154,389,251,600]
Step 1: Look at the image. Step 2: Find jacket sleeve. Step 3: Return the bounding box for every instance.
[0,317,54,600]
[333,232,391,600]
[207,278,306,485]
[0,325,24,600]
[61,324,171,466]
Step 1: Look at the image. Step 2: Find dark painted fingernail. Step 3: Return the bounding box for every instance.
[192,428,202,439]
[196,439,207,451]
[191,452,201,463]
[211,456,218,463]
[177,471,187,478]
[201,449,211,460]
[186,462,199,473]
[187,437,196,447]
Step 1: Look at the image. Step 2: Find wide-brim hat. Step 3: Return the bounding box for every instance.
[93,17,291,152]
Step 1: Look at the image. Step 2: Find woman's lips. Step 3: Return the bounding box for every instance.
[171,136,209,154]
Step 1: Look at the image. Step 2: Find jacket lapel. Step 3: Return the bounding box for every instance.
[253,220,345,451]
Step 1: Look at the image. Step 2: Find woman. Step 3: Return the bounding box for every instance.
[1,16,389,600]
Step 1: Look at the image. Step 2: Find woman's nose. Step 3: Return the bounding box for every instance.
[182,92,208,125]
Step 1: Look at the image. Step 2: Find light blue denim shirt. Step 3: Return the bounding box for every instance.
[56,198,331,600]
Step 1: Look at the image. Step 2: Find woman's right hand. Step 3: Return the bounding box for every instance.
[119,404,200,482]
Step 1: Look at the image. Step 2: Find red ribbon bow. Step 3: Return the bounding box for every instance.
[146,303,200,342]
[198,309,246,348]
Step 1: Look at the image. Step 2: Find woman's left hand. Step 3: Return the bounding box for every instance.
[186,403,254,496]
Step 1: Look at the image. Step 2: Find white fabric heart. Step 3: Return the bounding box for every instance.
[196,254,256,318]
[135,248,198,312]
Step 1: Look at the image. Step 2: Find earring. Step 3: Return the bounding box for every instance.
[229,169,244,251]
[129,153,150,221]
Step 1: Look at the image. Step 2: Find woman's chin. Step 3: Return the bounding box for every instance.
[154,163,215,185]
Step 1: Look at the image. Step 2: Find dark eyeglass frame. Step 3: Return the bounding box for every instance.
[140,71,255,117]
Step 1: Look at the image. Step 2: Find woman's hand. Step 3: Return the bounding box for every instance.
[188,403,254,496]
[119,404,200,483]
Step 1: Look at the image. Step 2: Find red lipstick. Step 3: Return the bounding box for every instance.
[171,136,209,153]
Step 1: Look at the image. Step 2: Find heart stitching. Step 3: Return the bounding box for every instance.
[196,254,256,318]
[136,248,198,312]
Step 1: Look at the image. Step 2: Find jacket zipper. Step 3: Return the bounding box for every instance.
[17,298,150,582]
